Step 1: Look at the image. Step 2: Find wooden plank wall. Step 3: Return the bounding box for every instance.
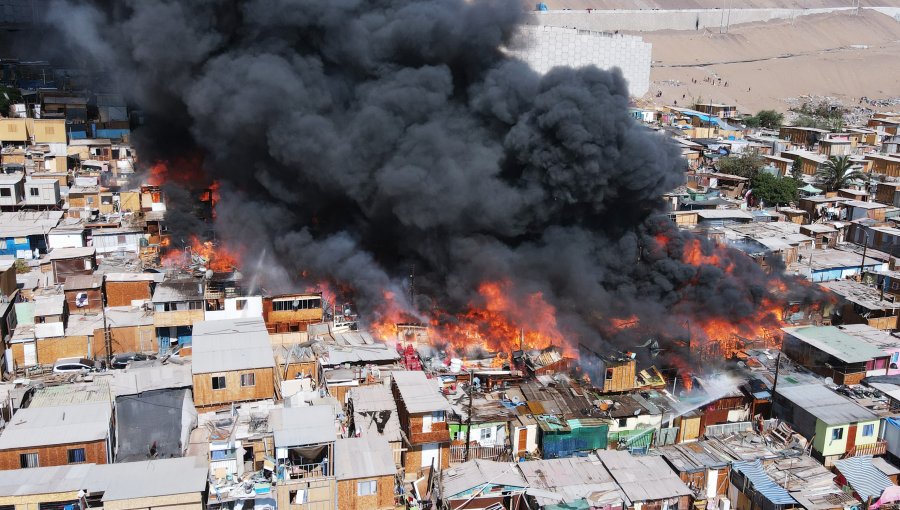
[0,439,106,470]
[193,367,275,409]
[336,475,394,510]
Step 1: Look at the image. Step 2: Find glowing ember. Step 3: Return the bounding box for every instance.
[160,235,241,272]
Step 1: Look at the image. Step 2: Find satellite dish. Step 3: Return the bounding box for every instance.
[75,292,88,308]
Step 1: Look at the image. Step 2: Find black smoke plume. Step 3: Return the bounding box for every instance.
[45,0,824,367]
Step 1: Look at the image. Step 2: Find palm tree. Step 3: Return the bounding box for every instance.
[815,155,868,192]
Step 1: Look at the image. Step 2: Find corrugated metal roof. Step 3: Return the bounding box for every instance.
[518,457,626,507]
[270,405,336,447]
[47,246,95,260]
[350,385,403,442]
[90,457,208,500]
[776,384,878,426]
[0,463,93,496]
[0,210,63,238]
[63,274,103,290]
[191,318,275,374]
[334,436,395,480]
[108,364,192,396]
[596,450,692,503]
[391,371,451,413]
[151,280,204,303]
[33,294,64,316]
[783,326,888,363]
[731,460,796,505]
[834,456,894,501]
[0,401,112,449]
[322,344,400,367]
[441,460,526,499]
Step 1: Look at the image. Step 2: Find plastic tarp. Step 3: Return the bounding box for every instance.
[115,388,197,462]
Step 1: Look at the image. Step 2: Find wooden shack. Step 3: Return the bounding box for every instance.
[191,318,276,409]
[262,292,323,333]
[335,437,396,510]
[48,247,96,285]
[63,274,104,315]
[105,272,155,307]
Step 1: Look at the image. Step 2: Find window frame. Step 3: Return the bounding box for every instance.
[28,187,39,197]
[67,447,86,464]
[211,375,226,390]
[357,480,377,496]
[240,373,256,387]
[862,424,875,437]
[0,188,11,198]
[19,452,38,468]
[831,427,844,441]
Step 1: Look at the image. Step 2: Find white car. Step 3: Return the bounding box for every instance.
[53,357,104,374]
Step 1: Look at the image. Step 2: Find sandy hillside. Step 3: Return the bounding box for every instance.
[640,10,900,113]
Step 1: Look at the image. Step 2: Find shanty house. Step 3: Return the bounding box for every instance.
[63,274,103,314]
[350,384,404,467]
[440,460,528,510]
[87,457,209,510]
[729,460,798,510]
[263,293,323,333]
[92,306,157,357]
[91,228,143,258]
[0,173,23,207]
[833,456,894,506]
[48,246,96,285]
[596,450,693,510]
[0,401,114,470]
[819,279,900,330]
[537,416,609,459]
[104,272,156,307]
[658,441,730,501]
[782,326,890,385]
[391,371,453,474]
[152,279,204,353]
[272,405,337,510]
[23,178,60,208]
[334,436,396,510]
[773,384,882,465]
[518,456,627,509]
[191,318,276,409]
[0,210,63,258]
[0,464,96,510]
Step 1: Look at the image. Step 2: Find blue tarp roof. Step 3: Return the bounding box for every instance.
[834,456,894,501]
[732,460,796,505]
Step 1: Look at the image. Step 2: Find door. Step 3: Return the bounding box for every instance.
[847,424,857,452]
[23,343,36,366]
[421,443,439,468]
[517,428,528,456]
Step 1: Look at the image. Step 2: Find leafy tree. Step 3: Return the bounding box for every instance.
[13,259,28,274]
[790,158,804,180]
[755,110,784,129]
[751,173,799,206]
[716,153,766,179]
[815,155,869,192]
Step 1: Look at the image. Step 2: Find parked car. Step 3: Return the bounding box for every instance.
[110,352,155,370]
[53,357,105,374]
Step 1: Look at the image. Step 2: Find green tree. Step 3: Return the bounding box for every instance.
[13,259,28,274]
[755,110,784,129]
[716,153,766,179]
[751,173,799,206]
[815,155,868,192]
[790,158,804,180]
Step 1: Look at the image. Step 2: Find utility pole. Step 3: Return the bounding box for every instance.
[859,231,870,277]
[464,369,474,462]
[771,351,782,398]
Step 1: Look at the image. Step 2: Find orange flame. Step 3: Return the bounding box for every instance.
[160,235,241,272]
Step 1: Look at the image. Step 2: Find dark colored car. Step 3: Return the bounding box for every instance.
[110,352,155,369]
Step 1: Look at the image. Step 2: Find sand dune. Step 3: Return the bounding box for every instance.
[641,10,900,113]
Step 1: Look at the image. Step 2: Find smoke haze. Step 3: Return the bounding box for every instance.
[45,0,822,361]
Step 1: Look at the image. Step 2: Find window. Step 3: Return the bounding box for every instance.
[357,480,377,496]
[479,428,492,440]
[832,427,844,440]
[29,188,38,197]
[240,373,255,387]
[0,240,6,250]
[289,490,307,504]
[863,424,875,437]
[235,299,247,311]
[606,369,614,380]
[892,352,899,369]
[0,189,10,197]
[19,453,38,468]
[432,411,445,423]
[117,235,127,244]
[618,417,628,428]
[67,448,86,464]
[86,196,94,205]
[212,376,226,390]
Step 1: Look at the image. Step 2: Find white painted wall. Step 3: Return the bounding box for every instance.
[204,296,264,321]
[508,26,651,96]
[48,232,85,250]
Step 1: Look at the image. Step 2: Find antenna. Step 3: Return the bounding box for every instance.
[408,263,415,309]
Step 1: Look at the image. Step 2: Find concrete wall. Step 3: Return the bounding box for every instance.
[508,25,651,96]
[528,7,863,33]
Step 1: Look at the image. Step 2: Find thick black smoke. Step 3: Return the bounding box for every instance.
[46,0,822,362]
